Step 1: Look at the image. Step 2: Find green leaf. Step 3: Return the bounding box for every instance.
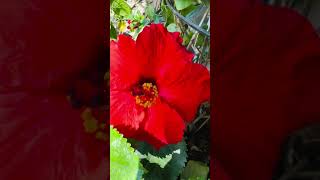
[180,160,209,180]
[174,0,196,11]
[147,153,173,168]
[145,5,156,21]
[110,126,140,180]
[196,34,205,47]
[180,4,197,16]
[153,15,163,24]
[136,140,188,180]
[136,149,181,168]
[112,0,132,17]
[167,23,181,33]
[182,31,193,45]
[161,5,174,26]
[110,24,117,39]
[200,0,210,7]
[141,19,150,26]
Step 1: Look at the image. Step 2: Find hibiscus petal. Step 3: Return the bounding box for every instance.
[110,91,145,136]
[0,93,106,180]
[170,32,183,44]
[213,159,232,180]
[135,24,194,78]
[213,0,320,179]
[0,0,104,91]
[110,35,144,91]
[141,101,185,149]
[157,61,210,122]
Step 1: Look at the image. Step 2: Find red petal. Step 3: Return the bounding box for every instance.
[0,0,104,91]
[140,100,185,149]
[157,61,210,122]
[133,23,210,122]
[214,0,320,179]
[110,35,144,91]
[214,159,232,180]
[110,91,145,136]
[0,93,106,180]
[170,32,183,44]
[135,24,194,77]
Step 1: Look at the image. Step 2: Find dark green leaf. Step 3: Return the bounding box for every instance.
[110,24,117,39]
[136,140,188,180]
[161,5,174,25]
[180,160,209,180]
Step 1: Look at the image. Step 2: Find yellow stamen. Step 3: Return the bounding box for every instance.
[135,82,158,108]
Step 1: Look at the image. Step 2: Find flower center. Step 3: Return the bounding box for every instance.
[132,82,158,108]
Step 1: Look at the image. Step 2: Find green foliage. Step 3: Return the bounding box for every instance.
[174,0,198,11]
[180,160,209,180]
[110,24,117,40]
[136,140,188,180]
[111,0,132,17]
[136,149,181,168]
[180,4,197,16]
[167,23,181,32]
[145,5,156,21]
[110,126,140,180]
[200,0,210,7]
[160,5,174,26]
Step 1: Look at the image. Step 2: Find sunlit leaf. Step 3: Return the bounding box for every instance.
[110,126,140,180]
[175,0,197,11]
[167,23,181,32]
[146,5,156,21]
[112,0,132,17]
[136,149,181,168]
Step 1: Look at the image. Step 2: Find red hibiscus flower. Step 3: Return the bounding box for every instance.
[0,0,107,179]
[213,0,320,179]
[110,24,210,149]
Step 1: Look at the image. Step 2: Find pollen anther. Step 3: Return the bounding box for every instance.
[134,82,158,108]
